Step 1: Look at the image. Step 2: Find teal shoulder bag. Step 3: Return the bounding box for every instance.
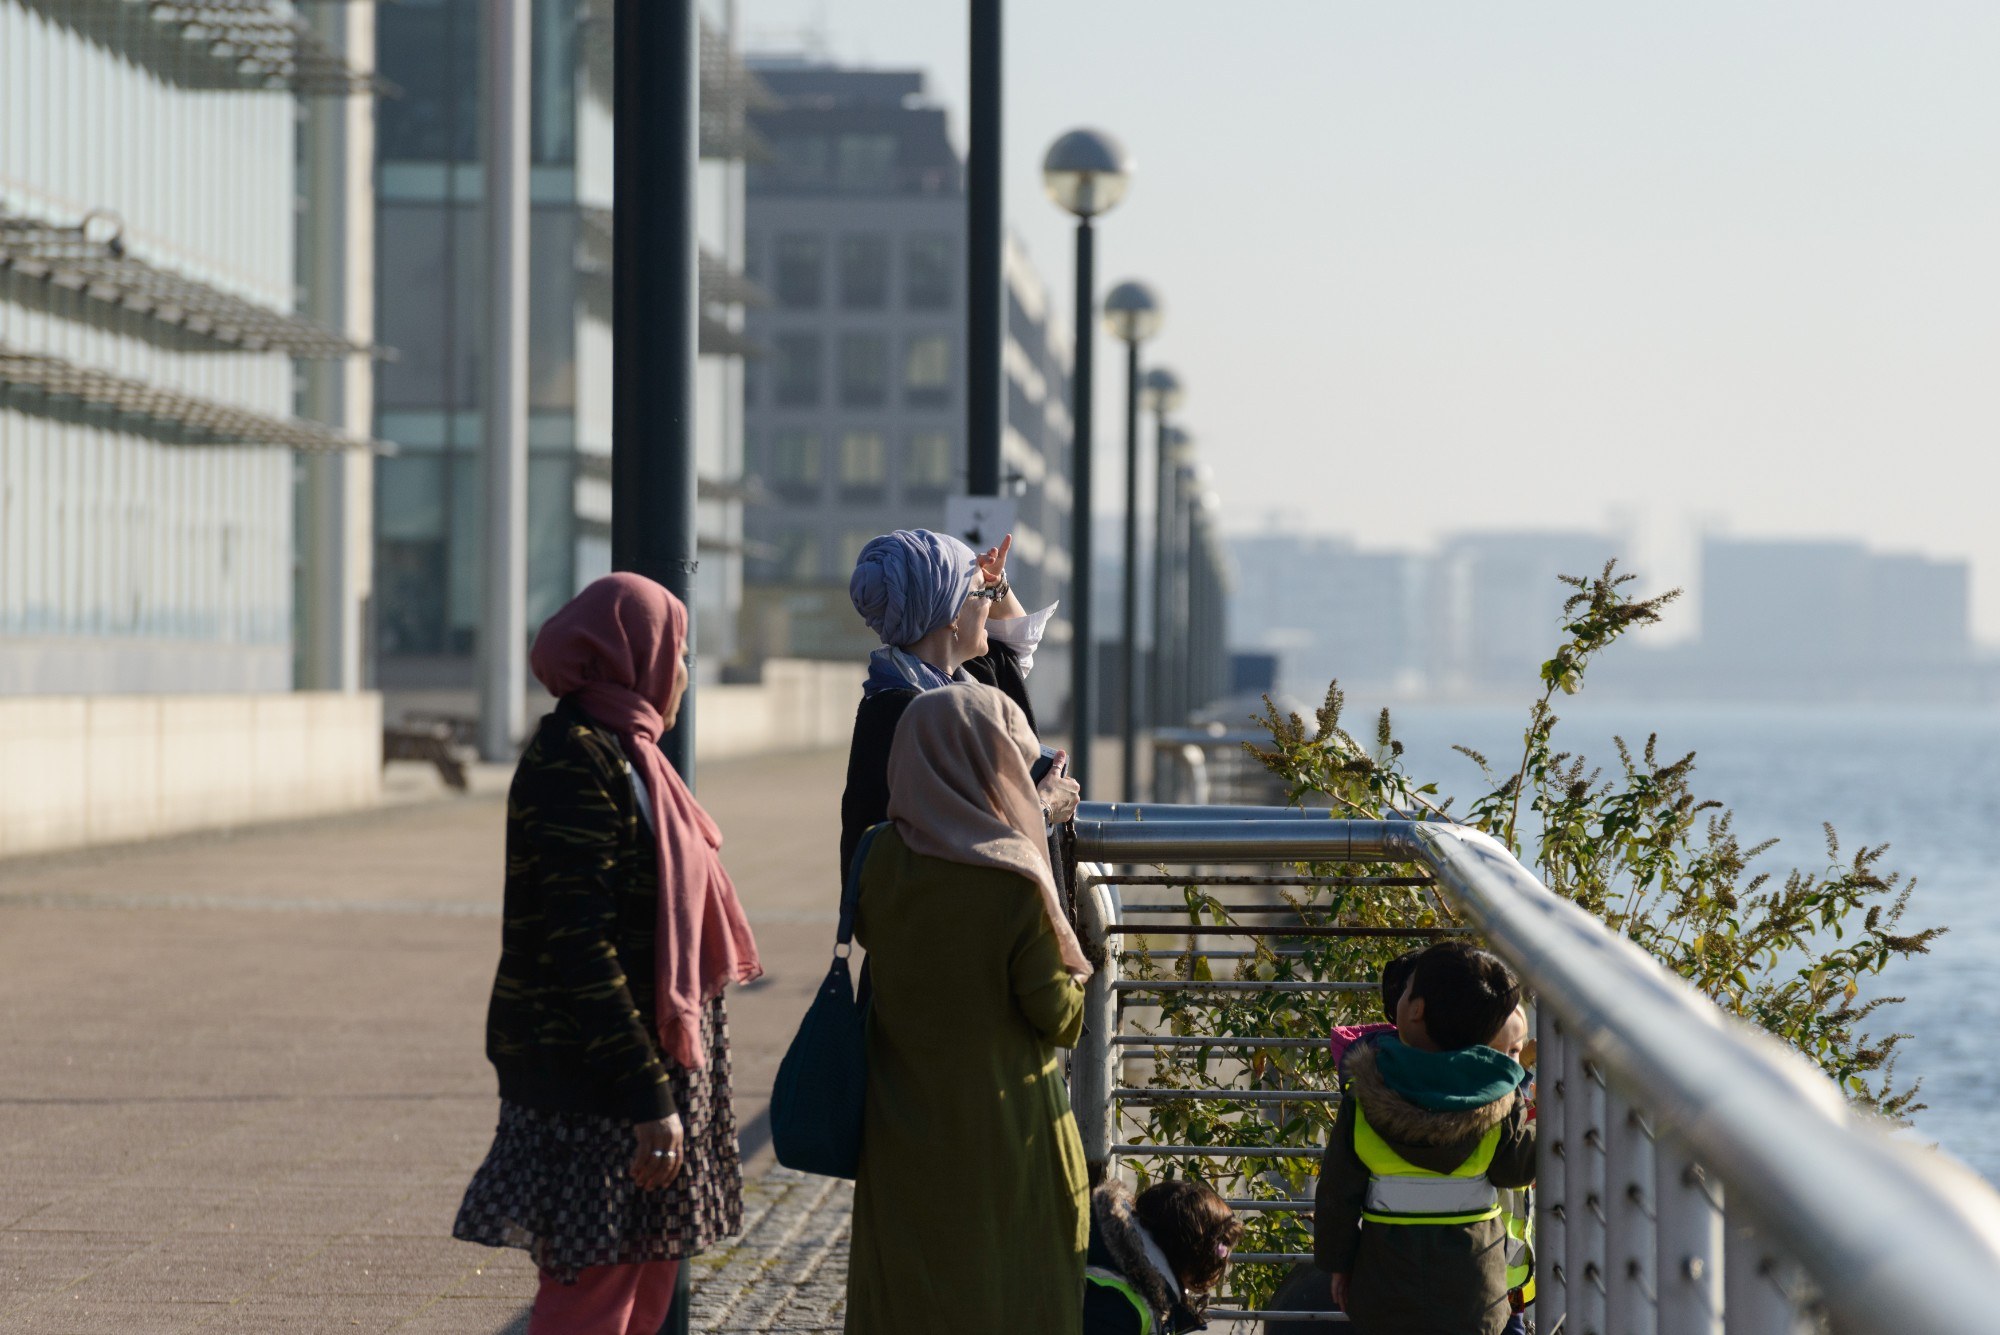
[769,821,887,1179]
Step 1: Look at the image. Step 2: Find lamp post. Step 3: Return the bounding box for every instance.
[1042,128,1132,797]
[1103,280,1162,802]
[1142,368,1183,797]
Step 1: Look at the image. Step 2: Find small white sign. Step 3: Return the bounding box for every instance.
[944,495,1018,552]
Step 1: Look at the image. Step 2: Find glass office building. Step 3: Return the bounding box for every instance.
[0,0,376,693]
[372,0,764,687]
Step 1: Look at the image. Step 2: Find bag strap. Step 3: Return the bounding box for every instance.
[839,821,891,950]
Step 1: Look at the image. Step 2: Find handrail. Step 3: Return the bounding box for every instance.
[1070,811,2000,1335]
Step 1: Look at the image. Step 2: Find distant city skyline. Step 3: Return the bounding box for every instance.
[1227,525,1983,705]
[737,1,2000,640]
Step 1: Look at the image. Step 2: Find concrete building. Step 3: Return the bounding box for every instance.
[0,0,382,854]
[737,60,1074,701]
[1431,530,1624,694]
[371,0,766,691]
[1227,532,1429,699]
[1701,537,1970,671]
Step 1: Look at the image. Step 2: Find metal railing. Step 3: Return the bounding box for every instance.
[1065,802,2000,1334]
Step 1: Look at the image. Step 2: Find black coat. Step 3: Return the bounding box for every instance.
[837,644,1037,884]
[1082,1182,1203,1335]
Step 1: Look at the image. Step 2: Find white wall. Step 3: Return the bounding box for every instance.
[695,658,859,761]
[0,692,382,858]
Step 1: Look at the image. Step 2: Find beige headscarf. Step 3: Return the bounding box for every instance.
[885,685,1092,978]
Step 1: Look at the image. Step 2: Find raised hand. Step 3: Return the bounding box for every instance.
[976,533,1013,588]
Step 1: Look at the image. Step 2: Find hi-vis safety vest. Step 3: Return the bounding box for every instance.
[1085,1266,1153,1335]
[1503,1187,1535,1302]
[1353,1104,1503,1226]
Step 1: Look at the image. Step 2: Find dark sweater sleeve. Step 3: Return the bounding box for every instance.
[1486,1096,1537,1189]
[839,689,916,886]
[526,741,675,1123]
[962,642,1037,732]
[1314,1093,1369,1275]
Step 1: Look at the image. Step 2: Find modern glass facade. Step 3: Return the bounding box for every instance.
[371,0,762,682]
[0,0,370,693]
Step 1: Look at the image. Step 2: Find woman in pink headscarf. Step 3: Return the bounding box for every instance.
[453,574,761,1335]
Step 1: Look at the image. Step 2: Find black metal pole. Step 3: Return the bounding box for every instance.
[1149,407,1172,799]
[1119,337,1141,801]
[1069,216,1095,794]
[613,0,700,780]
[966,0,1003,496]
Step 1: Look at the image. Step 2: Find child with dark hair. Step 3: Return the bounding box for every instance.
[1083,1179,1243,1334]
[1327,947,1423,1075]
[1314,940,1535,1335]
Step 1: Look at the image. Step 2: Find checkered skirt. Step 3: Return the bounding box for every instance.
[452,996,743,1281]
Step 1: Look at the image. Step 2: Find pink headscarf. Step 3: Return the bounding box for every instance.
[886,685,1092,977]
[529,573,762,1070]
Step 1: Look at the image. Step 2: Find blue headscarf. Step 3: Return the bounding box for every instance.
[850,529,980,699]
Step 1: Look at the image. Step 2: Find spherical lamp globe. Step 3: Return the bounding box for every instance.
[1142,366,1185,414]
[1103,280,1164,343]
[1042,128,1134,219]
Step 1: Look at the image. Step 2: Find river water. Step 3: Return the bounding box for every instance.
[1330,700,2000,1183]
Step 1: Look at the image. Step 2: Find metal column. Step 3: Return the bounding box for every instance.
[965,0,1003,497]
[1605,1086,1658,1335]
[1148,410,1172,797]
[1535,1009,1568,1333]
[1068,217,1096,795]
[477,0,530,762]
[1655,1131,1724,1335]
[298,0,375,694]
[1118,337,1141,801]
[1725,1219,1808,1334]
[1565,1039,1608,1335]
[612,0,701,777]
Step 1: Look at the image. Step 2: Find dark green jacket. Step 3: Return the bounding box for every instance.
[484,699,674,1123]
[1313,1043,1534,1335]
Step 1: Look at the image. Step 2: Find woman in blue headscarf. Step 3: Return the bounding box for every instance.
[839,528,1079,880]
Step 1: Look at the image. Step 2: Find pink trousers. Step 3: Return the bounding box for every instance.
[528,1259,680,1335]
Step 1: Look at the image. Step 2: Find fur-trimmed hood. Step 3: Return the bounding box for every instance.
[1089,1182,1182,1319]
[1347,1041,1517,1170]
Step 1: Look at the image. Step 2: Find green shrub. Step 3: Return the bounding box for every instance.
[1123,563,1941,1311]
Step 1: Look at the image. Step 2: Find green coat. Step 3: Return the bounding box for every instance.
[845,826,1089,1335]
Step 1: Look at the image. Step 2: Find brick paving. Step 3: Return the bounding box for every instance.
[0,748,857,1334]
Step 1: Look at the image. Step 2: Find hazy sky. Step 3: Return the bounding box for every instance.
[738,2,2000,640]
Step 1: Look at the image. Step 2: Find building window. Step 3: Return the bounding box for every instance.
[376,204,450,410]
[765,429,822,501]
[906,431,954,494]
[775,530,821,581]
[772,333,823,407]
[839,431,888,493]
[838,333,889,408]
[836,134,898,191]
[839,234,890,309]
[904,335,951,408]
[842,530,885,572]
[773,234,824,309]
[905,234,953,310]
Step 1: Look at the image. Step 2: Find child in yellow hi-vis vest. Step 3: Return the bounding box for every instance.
[1313,941,1535,1335]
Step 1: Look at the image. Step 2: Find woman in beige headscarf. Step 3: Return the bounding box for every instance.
[843,685,1092,1335]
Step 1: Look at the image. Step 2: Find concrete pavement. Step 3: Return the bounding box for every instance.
[0,748,854,1334]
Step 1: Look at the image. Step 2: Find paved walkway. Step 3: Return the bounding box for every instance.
[0,749,856,1334]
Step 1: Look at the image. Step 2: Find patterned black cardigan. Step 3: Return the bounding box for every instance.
[484,698,676,1124]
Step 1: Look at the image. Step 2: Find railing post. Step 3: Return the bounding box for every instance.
[1725,1218,1809,1335]
[1535,1008,1568,1334]
[1655,1132,1723,1335]
[1565,1040,1608,1335]
[1070,867,1119,1180]
[1605,1087,1658,1335]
